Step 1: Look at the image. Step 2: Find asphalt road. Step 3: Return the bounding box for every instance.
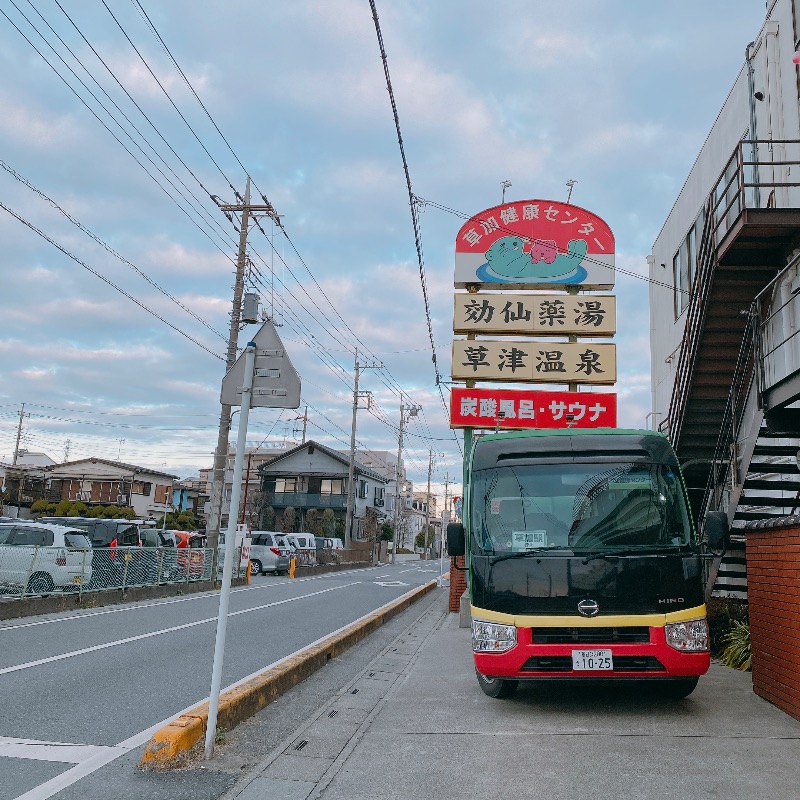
[0,559,444,800]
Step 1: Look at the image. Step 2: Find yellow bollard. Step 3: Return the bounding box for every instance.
[289,556,296,579]
[246,559,251,584]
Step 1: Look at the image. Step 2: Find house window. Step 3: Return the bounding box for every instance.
[359,480,368,499]
[154,484,171,505]
[275,478,297,493]
[321,479,344,495]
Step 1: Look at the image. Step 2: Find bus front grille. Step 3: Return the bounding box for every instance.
[531,627,650,645]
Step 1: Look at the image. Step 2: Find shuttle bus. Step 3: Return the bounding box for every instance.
[447,428,727,699]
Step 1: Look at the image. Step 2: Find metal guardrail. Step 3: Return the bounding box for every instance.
[0,546,218,598]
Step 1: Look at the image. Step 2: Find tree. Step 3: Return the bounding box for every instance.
[280,506,295,534]
[68,501,88,517]
[305,508,322,535]
[261,505,276,531]
[415,525,435,550]
[156,510,198,530]
[30,499,50,514]
[54,499,72,516]
[363,507,378,542]
[380,522,393,542]
[321,509,335,537]
[88,506,106,518]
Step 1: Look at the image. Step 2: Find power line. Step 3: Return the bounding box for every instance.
[0,199,225,361]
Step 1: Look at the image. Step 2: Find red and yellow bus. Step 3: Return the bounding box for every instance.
[447,429,728,699]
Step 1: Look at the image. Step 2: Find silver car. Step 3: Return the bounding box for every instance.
[249,531,291,575]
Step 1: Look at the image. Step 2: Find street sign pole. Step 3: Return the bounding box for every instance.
[204,341,256,760]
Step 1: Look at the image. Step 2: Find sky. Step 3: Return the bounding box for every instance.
[0,0,769,502]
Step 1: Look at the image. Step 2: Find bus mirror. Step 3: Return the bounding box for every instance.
[447,522,465,557]
[704,511,729,552]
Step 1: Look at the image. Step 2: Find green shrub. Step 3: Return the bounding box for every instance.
[720,620,752,671]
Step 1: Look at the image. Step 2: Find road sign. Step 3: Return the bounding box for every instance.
[220,320,301,408]
[450,387,617,429]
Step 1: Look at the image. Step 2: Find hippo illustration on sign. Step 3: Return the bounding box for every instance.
[454,200,615,290]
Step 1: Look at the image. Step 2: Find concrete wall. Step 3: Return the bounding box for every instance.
[746,517,800,721]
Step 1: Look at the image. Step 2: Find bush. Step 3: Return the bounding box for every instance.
[30,499,50,513]
[720,620,752,671]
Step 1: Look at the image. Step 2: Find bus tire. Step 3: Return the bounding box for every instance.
[475,669,518,699]
[659,676,699,699]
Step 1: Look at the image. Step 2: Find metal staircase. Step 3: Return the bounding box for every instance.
[662,140,800,601]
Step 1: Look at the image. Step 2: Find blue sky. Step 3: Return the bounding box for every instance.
[0,1,767,496]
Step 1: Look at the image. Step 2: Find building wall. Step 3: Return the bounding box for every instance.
[649,0,800,421]
[746,518,800,721]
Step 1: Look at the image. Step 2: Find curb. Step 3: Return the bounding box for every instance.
[140,579,439,765]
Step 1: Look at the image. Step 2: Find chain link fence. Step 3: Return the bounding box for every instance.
[0,546,218,598]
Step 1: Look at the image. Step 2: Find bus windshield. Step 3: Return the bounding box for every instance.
[471,461,694,555]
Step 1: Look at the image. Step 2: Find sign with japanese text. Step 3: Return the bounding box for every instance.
[451,341,616,384]
[453,293,615,336]
[454,200,615,290]
[450,388,616,429]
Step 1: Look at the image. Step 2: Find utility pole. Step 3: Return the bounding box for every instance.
[391,402,420,564]
[12,403,28,465]
[424,450,434,559]
[207,178,280,561]
[293,406,308,443]
[344,354,380,548]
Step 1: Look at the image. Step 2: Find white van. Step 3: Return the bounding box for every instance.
[0,522,93,594]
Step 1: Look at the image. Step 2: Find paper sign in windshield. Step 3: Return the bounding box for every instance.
[512,530,547,551]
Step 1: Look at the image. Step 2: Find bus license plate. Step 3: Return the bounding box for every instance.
[572,649,613,670]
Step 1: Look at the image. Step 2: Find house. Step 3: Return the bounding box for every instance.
[649,0,800,600]
[42,459,179,521]
[257,440,390,541]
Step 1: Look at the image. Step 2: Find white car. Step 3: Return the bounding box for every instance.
[0,522,93,595]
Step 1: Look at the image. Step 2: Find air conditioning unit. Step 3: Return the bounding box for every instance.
[374,498,384,507]
[117,494,128,505]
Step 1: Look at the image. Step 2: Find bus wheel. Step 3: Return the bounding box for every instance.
[475,669,518,699]
[659,677,699,699]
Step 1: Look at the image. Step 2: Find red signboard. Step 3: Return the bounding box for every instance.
[450,387,616,430]
[454,199,615,290]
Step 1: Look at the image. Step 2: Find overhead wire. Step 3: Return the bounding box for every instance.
[0,199,224,361]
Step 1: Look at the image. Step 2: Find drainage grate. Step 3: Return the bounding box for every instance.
[328,709,338,718]
[294,740,309,752]
[351,688,359,694]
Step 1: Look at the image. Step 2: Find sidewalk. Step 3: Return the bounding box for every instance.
[225,592,800,800]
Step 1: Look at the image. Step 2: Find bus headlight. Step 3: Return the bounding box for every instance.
[472,620,517,653]
[665,618,709,652]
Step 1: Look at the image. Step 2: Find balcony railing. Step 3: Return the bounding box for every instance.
[270,492,347,509]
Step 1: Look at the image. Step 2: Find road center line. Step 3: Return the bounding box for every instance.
[0,583,359,675]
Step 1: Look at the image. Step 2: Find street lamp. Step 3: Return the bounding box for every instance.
[501,180,512,203]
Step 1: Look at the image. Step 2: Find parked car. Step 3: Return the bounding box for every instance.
[249,531,291,575]
[40,517,142,588]
[326,537,345,551]
[140,528,179,581]
[0,522,92,594]
[287,533,317,565]
[174,531,207,579]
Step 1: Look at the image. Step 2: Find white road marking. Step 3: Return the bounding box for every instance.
[374,580,409,587]
[10,581,437,800]
[0,566,380,633]
[0,583,359,675]
[0,737,118,764]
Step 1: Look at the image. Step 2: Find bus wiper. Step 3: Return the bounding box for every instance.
[490,546,566,564]
[581,545,690,564]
